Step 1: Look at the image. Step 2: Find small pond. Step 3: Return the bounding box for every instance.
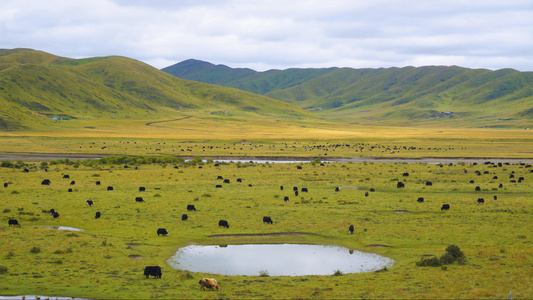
[167,244,394,276]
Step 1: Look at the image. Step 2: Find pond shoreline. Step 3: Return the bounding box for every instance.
[1,152,532,164]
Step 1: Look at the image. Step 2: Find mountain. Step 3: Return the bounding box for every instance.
[0,49,316,130]
[163,59,533,126]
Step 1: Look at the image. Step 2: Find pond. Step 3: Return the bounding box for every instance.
[167,244,394,276]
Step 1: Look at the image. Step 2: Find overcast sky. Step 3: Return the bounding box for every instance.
[1,0,532,71]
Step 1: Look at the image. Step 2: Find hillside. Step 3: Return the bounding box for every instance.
[0,49,316,130]
[163,60,533,127]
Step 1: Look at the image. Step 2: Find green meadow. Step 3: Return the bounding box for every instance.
[1,117,532,159]
[1,158,532,299]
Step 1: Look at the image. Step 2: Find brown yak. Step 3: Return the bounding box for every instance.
[199,278,220,291]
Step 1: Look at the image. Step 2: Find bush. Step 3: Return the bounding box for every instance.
[258,269,270,277]
[439,252,455,265]
[416,256,441,267]
[30,247,41,254]
[332,269,343,276]
[1,161,14,168]
[417,245,466,267]
[445,245,465,260]
[0,266,7,274]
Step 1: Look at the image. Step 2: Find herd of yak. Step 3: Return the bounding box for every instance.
[4,160,532,291]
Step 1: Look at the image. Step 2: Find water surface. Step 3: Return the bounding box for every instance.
[168,244,394,276]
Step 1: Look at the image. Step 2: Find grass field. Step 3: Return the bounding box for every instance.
[1,116,532,159]
[0,158,531,299]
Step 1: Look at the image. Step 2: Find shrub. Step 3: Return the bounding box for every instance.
[0,266,7,274]
[30,247,41,254]
[439,252,455,265]
[332,269,343,276]
[416,256,441,267]
[258,269,270,277]
[417,245,466,267]
[445,244,465,260]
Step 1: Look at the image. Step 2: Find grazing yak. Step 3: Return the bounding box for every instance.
[182,214,188,221]
[237,178,242,183]
[301,187,308,192]
[95,212,101,219]
[335,187,340,192]
[425,181,433,186]
[63,174,70,179]
[70,181,75,185]
[139,187,146,192]
[417,197,424,203]
[280,185,284,190]
[53,212,60,218]
[86,200,93,207]
[41,179,51,185]
[3,183,7,188]
[95,180,101,185]
[218,220,229,228]
[107,186,114,191]
[477,198,485,204]
[8,219,19,226]
[157,228,169,236]
[187,205,196,211]
[349,225,354,234]
[284,196,289,202]
[397,182,405,188]
[263,216,273,224]
[68,188,73,192]
[199,278,220,291]
[135,197,144,202]
[441,204,450,210]
[365,191,369,197]
[223,179,230,184]
[215,185,222,188]
[144,266,162,279]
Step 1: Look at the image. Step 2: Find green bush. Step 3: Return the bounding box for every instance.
[416,256,441,267]
[446,244,465,260]
[0,266,7,274]
[417,245,466,267]
[30,247,41,254]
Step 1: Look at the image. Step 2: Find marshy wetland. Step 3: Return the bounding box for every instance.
[1,155,532,299]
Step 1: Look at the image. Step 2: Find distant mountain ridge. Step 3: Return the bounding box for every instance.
[0,49,315,130]
[163,59,533,125]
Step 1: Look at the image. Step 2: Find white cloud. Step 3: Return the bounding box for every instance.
[1,0,532,71]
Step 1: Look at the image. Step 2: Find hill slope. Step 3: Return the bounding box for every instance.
[163,60,533,126]
[0,49,316,130]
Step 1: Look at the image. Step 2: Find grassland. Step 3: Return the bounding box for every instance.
[0,158,532,299]
[1,116,533,160]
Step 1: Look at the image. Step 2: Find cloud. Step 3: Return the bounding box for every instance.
[1,0,532,71]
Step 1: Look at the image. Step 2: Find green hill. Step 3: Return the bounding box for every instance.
[163,60,533,127]
[0,49,316,130]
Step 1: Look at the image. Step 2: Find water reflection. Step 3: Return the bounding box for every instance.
[168,244,394,276]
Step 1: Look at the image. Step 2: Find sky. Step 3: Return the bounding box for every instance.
[1,0,532,71]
